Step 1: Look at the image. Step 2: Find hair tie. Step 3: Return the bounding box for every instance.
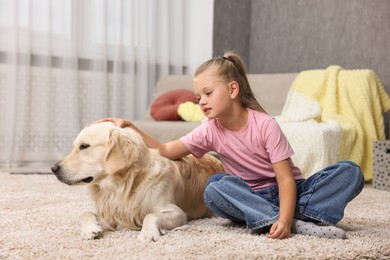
[222,56,230,62]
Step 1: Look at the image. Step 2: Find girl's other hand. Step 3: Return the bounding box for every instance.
[266,220,292,239]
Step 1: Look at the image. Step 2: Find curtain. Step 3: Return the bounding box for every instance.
[0,0,188,168]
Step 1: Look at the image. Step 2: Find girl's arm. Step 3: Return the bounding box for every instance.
[267,158,297,239]
[92,118,191,160]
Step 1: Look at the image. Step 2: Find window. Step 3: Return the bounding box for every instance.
[0,0,72,55]
[0,0,72,39]
[93,0,132,46]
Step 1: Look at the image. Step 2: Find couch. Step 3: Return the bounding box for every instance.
[134,73,297,141]
[132,68,390,180]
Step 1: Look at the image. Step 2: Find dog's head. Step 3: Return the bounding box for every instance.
[51,122,147,185]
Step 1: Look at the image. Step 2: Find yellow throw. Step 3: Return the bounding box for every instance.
[290,65,390,181]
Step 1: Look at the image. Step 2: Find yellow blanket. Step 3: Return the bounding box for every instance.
[289,66,390,181]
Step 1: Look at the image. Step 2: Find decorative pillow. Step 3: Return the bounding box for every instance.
[150,89,198,121]
[177,101,206,122]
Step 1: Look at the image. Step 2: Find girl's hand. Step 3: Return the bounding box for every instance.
[88,118,133,128]
[266,220,292,239]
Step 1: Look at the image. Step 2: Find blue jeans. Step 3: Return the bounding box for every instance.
[204,161,364,230]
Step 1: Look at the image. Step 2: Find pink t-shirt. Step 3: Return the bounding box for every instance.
[180,109,303,190]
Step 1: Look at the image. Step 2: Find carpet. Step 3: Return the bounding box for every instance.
[1,172,390,259]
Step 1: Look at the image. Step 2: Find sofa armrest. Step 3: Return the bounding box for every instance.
[132,120,201,143]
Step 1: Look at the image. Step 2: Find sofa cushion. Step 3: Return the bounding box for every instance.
[150,89,198,121]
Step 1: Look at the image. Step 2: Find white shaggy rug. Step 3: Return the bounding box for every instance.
[1,171,390,259]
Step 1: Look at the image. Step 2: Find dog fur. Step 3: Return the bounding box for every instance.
[51,122,223,242]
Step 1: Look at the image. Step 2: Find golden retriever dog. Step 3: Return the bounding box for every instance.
[51,122,223,242]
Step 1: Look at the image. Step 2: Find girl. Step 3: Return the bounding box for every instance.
[96,51,364,239]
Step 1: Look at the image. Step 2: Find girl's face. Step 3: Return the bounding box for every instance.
[193,68,237,119]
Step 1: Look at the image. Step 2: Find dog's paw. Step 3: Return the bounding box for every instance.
[81,222,102,240]
[137,227,162,243]
[80,212,103,240]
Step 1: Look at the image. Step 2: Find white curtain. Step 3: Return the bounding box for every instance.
[0,0,188,167]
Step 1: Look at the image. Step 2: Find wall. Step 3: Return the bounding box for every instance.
[213,0,390,96]
[212,0,251,63]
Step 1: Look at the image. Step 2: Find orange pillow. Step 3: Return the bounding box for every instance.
[150,89,198,121]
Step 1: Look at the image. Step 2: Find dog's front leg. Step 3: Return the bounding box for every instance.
[80,211,103,240]
[137,206,187,243]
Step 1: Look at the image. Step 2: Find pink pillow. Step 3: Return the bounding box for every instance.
[150,89,198,121]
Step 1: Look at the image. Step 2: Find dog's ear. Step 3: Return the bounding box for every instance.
[104,128,139,174]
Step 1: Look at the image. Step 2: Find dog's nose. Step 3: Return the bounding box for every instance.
[51,162,60,173]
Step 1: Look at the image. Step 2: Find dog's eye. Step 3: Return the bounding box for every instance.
[79,143,90,150]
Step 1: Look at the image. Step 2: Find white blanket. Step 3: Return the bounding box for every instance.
[275,90,342,178]
[280,66,390,181]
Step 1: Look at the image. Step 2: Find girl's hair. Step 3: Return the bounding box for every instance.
[194,51,267,113]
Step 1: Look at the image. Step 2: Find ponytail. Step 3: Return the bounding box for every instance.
[195,51,267,113]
